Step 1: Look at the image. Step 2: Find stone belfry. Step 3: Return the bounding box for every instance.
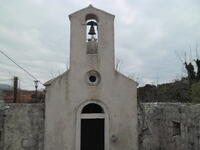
[44,5,138,150]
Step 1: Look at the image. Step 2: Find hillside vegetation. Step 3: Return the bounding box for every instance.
[138,59,200,103]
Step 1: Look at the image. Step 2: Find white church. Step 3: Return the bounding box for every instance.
[44,5,138,150]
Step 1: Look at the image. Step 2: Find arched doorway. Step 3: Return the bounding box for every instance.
[76,101,109,150]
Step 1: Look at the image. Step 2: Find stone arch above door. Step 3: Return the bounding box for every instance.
[76,100,109,150]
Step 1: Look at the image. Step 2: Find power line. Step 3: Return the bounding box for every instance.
[0,78,12,81]
[0,49,43,85]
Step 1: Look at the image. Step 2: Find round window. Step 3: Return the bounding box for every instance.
[86,70,101,86]
[89,75,97,83]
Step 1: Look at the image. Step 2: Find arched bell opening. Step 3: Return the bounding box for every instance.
[85,14,98,41]
[85,14,98,54]
[76,101,109,150]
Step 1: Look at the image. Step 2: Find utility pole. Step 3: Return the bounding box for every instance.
[34,80,39,98]
[13,76,18,103]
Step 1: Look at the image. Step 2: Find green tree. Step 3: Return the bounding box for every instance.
[191,81,200,102]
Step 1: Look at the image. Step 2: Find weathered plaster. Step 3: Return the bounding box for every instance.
[1,103,200,150]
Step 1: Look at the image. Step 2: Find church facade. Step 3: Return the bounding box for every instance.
[44,5,138,150]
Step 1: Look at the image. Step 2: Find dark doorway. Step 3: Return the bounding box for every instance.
[81,119,104,150]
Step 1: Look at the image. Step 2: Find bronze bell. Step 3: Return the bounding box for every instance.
[88,25,96,35]
[87,21,97,35]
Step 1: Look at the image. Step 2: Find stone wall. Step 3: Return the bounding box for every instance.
[0,103,200,150]
[138,103,200,150]
[0,106,4,149]
[1,103,44,150]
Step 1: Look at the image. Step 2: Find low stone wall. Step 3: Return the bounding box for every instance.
[0,103,200,150]
[1,104,44,150]
[138,103,200,150]
[0,107,4,149]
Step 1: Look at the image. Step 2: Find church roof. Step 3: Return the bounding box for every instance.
[44,71,68,86]
[69,5,115,19]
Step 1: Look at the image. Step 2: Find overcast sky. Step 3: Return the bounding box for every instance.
[0,0,200,90]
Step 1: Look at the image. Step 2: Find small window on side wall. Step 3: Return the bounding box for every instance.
[172,121,181,136]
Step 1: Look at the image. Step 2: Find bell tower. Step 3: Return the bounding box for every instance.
[44,5,138,150]
[69,5,115,72]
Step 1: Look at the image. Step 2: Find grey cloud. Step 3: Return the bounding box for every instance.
[0,0,200,89]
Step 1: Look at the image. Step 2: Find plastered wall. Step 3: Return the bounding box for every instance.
[1,103,200,150]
